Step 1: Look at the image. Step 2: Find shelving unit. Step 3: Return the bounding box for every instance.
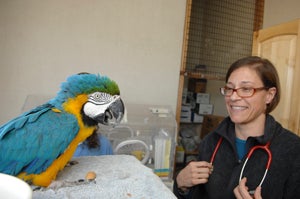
[175,0,263,128]
[174,0,264,174]
[180,70,225,81]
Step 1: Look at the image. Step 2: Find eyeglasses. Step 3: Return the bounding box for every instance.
[220,86,267,98]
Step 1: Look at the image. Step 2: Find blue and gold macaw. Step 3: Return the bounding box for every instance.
[0,73,124,187]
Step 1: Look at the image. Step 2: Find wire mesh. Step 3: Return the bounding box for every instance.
[184,0,264,79]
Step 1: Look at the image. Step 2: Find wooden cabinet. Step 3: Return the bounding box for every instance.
[252,19,300,136]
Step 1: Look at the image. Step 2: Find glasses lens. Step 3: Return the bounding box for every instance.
[237,88,254,97]
[221,87,255,97]
[221,87,232,96]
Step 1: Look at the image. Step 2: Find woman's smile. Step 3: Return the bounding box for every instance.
[230,105,247,111]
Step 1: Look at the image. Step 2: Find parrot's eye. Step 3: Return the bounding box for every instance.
[89,92,114,105]
[94,93,101,99]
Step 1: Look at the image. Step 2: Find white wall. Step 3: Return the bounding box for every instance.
[264,0,300,28]
[0,0,186,124]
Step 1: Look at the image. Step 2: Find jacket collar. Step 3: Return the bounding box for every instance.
[215,114,281,145]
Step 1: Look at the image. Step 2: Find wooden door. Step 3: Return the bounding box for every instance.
[252,19,300,136]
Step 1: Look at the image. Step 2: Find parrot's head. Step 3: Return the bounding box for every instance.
[50,73,125,127]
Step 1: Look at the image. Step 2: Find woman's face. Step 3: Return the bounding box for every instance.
[225,66,275,125]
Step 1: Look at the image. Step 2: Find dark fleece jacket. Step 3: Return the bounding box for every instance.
[174,115,300,199]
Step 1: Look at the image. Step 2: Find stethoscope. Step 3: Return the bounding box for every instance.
[210,137,272,187]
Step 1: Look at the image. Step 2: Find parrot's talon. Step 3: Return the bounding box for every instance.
[48,180,65,190]
[66,160,79,167]
[31,186,43,191]
[47,179,95,190]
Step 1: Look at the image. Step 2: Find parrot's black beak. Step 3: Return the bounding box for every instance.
[99,98,125,126]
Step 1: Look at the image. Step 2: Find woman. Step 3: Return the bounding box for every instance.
[174,56,300,199]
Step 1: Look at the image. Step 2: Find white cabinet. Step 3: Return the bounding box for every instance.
[252,19,300,136]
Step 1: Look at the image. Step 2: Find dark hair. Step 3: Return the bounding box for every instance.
[86,129,101,149]
[225,56,280,114]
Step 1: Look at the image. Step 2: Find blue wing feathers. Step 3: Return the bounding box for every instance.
[0,104,52,139]
[0,104,79,175]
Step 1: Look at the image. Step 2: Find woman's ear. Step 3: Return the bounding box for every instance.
[266,87,276,104]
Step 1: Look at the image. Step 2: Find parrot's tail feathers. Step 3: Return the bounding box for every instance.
[0,161,21,175]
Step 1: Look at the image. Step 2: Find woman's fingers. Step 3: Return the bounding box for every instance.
[233,178,262,199]
[176,161,213,189]
[234,178,250,199]
[253,186,262,199]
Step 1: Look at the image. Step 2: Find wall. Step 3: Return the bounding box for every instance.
[0,0,186,124]
[264,0,300,28]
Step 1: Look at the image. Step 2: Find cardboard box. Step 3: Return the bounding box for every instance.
[181,104,191,112]
[192,112,204,123]
[198,104,213,115]
[188,78,207,93]
[180,111,191,122]
[195,93,210,104]
[180,115,191,123]
[180,105,192,122]
[200,115,225,139]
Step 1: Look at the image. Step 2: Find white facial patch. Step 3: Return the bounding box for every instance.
[83,102,107,118]
[83,92,120,118]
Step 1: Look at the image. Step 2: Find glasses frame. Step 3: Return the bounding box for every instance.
[220,86,267,98]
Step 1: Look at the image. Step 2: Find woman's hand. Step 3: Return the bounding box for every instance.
[233,177,262,199]
[176,161,213,191]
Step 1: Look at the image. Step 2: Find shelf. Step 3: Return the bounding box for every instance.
[180,122,202,124]
[180,70,225,81]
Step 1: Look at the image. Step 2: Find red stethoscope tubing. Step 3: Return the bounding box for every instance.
[239,141,272,186]
[210,137,272,186]
[209,137,223,164]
